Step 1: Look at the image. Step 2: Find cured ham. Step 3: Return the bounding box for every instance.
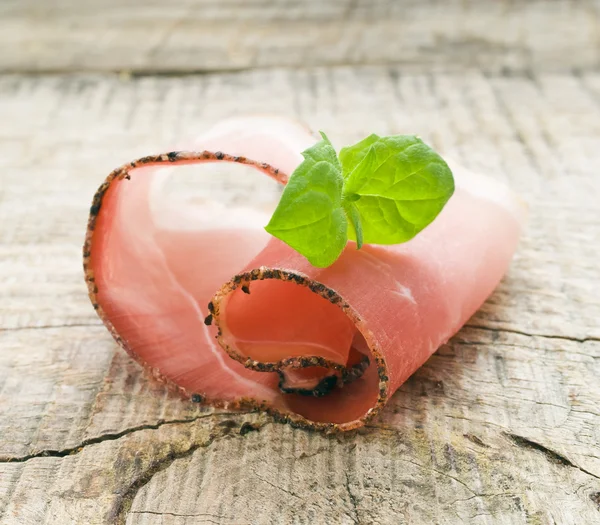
[84,117,524,431]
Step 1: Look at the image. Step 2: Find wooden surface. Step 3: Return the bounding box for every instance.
[2,0,600,74]
[2,3,600,523]
[1,70,600,525]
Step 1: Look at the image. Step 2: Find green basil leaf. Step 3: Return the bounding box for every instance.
[341,135,454,245]
[264,131,454,268]
[265,133,348,268]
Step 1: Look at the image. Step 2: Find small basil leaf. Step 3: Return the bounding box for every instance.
[342,135,454,245]
[265,135,347,268]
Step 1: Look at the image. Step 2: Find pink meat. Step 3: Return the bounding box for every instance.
[85,116,524,431]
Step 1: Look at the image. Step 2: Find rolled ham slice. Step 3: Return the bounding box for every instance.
[84,117,524,431]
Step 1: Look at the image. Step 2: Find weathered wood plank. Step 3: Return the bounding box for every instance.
[1,329,599,524]
[0,327,217,459]
[1,0,599,74]
[126,415,600,525]
[0,413,269,525]
[1,69,600,524]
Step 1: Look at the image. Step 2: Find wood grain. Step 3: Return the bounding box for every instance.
[1,69,600,524]
[1,0,599,74]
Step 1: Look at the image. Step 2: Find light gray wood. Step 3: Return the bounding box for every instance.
[1,0,599,74]
[1,69,600,524]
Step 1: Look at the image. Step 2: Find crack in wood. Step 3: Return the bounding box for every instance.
[450,492,522,504]
[0,412,243,463]
[344,471,360,525]
[506,433,600,480]
[111,420,269,525]
[250,471,303,501]
[0,322,102,332]
[128,509,234,520]
[464,324,600,344]
[109,442,207,525]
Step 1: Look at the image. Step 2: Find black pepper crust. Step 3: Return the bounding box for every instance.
[279,375,338,397]
[277,355,370,397]
[209,267,390,431]
[83,150,389,433]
